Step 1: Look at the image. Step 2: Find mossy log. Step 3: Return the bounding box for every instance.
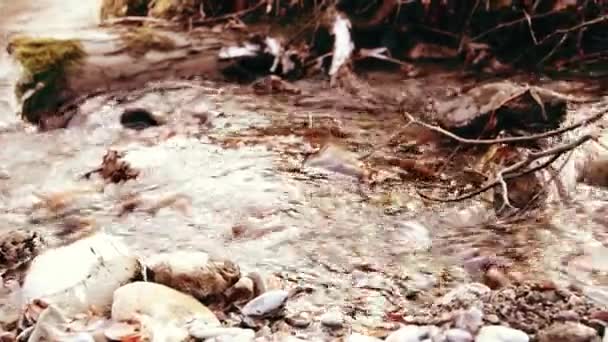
[8,27,244,128]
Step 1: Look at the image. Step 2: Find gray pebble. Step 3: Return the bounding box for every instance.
[455,307,483,333]
[475,326,529,342]
[320,309,345,328]
[241,290,289,317]
[285,312,311,328]
[445,329,473,342]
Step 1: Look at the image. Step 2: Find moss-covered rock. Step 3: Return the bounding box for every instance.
[121,27,176,57]
[8,37,85,124]
[100,0,150,20]
[148,0,202,19]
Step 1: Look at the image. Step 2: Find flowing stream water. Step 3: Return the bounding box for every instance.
[1,0,607,330]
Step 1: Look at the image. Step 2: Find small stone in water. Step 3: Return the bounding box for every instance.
[320,309,345,328]
[445,329,473,342]
[475,326,529,342]
[241,290,289,317]
[285,312,311,328]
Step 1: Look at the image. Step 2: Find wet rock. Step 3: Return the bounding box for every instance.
[320,309,345,328]
[146,251,240,300]
[445,329,473,342]
[225,276,255,304]
[112,281,220,327]
[483,266,512,290]
[241,290,289,318]
[285,312,311,328]
[537,322,600,342]
[385,325,440,342]
[437,283,491,309]
[578,158,608,188]
[454,307,483,334]
[475,326,529,342]
[303,143,368,179]
[345,333,383,342]
[21,232,140,317]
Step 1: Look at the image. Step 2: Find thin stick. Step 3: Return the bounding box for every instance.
[404,105,608,145]
[418,135,592,202]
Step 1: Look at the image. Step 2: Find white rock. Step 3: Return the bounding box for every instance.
[445,328,473,342]
[112,282,220,327]
[21,232,141,316]
[241,290,289,317]
[454,307,483,333]
[475,326,529,342]
[345,333,383,342]
[386,325,440,342]
[320,308,345,328]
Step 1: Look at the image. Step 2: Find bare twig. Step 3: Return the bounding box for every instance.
[471,10,559,42]
[418,135,593,202]
[192,1,265,25]
[535,14,608,47]
[404,105,608,145]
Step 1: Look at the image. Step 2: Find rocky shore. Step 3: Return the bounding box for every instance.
[1,229,607,342]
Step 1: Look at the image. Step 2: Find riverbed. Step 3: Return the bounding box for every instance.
[1,0,607,334]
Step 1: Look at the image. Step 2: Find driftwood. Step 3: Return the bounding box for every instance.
[7,26,248,129]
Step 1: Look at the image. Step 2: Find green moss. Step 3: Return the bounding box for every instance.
[100,0,149,20]
[9,37,85,124]
[121,27,176,57]
[148,0,201,19]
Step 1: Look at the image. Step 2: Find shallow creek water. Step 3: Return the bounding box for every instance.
[0,0,607,326]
